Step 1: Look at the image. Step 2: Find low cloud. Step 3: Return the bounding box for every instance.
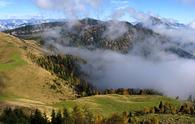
[44,40,195,98]
[103,21,128,40]
[112,7,195,44]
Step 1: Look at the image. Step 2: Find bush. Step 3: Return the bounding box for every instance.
[151,116,160,124]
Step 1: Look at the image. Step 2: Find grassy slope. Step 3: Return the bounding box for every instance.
[55,94,180,117]
[56,95,195,123]
[0,35,25,71]
[0,33,75,111]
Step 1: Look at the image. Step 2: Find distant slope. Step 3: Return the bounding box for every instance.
[3,19,157,53]
[0,19,63,31]
[0,33,75,106]
[4,18,195,59]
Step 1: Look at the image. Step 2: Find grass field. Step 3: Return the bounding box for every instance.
[0,94,182,119]
[0,40,25,71]
[55,94,195,123]
[0,33,75,104]
[55,94,180,117]
[0,52,26,71]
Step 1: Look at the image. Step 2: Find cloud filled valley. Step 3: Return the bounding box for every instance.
[42,32,195,98]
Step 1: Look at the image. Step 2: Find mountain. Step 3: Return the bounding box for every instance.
[1,21,195,123]
[4,18,195,59]
[136,16,186,29]
[0,19,63,31]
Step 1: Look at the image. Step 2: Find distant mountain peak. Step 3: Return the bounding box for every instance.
[0,19,63,31]
[136,16,186,29]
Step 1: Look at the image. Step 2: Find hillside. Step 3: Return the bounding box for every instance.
[0,32,180,111]
[4,18,195,59]
[1,32,195,124]
[0,32,75,106]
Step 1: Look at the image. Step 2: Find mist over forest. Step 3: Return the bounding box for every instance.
[31,0,195,98]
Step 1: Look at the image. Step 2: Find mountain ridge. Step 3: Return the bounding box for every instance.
[4,18,195,59]
[0,19,64,31]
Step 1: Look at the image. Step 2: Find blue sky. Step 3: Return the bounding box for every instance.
[0,0,195,24]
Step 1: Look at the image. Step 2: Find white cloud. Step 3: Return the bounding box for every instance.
[36,0,52,8]
[103,21,128,40]
[44,43,195,98]
[110,6,195,44]
[189,21,195,28]
[35,0,102,19]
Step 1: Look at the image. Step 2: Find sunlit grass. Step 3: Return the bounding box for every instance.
[55,94,180,117]
[0,53,26,71]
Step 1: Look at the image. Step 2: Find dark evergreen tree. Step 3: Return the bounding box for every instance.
[0,108,30,124]
[51,110,56,124]
[30,109,48,124]
[159,101,164,113]
[55,111,63,124]
[63,108,71,124]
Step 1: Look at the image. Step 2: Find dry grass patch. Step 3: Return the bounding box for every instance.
[0,32,75,109]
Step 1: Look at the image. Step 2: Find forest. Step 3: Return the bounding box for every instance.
[1,100,195,124]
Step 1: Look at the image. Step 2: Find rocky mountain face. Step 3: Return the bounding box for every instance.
[4,18,195,59]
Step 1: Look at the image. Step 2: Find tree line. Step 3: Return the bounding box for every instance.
[0,106,129,124]
[134,101,195,116]
[96,88,162,96]
[1,100,195,124]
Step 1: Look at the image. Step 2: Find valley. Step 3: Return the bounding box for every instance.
[1,0,195,123]
[0,31,195,123]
